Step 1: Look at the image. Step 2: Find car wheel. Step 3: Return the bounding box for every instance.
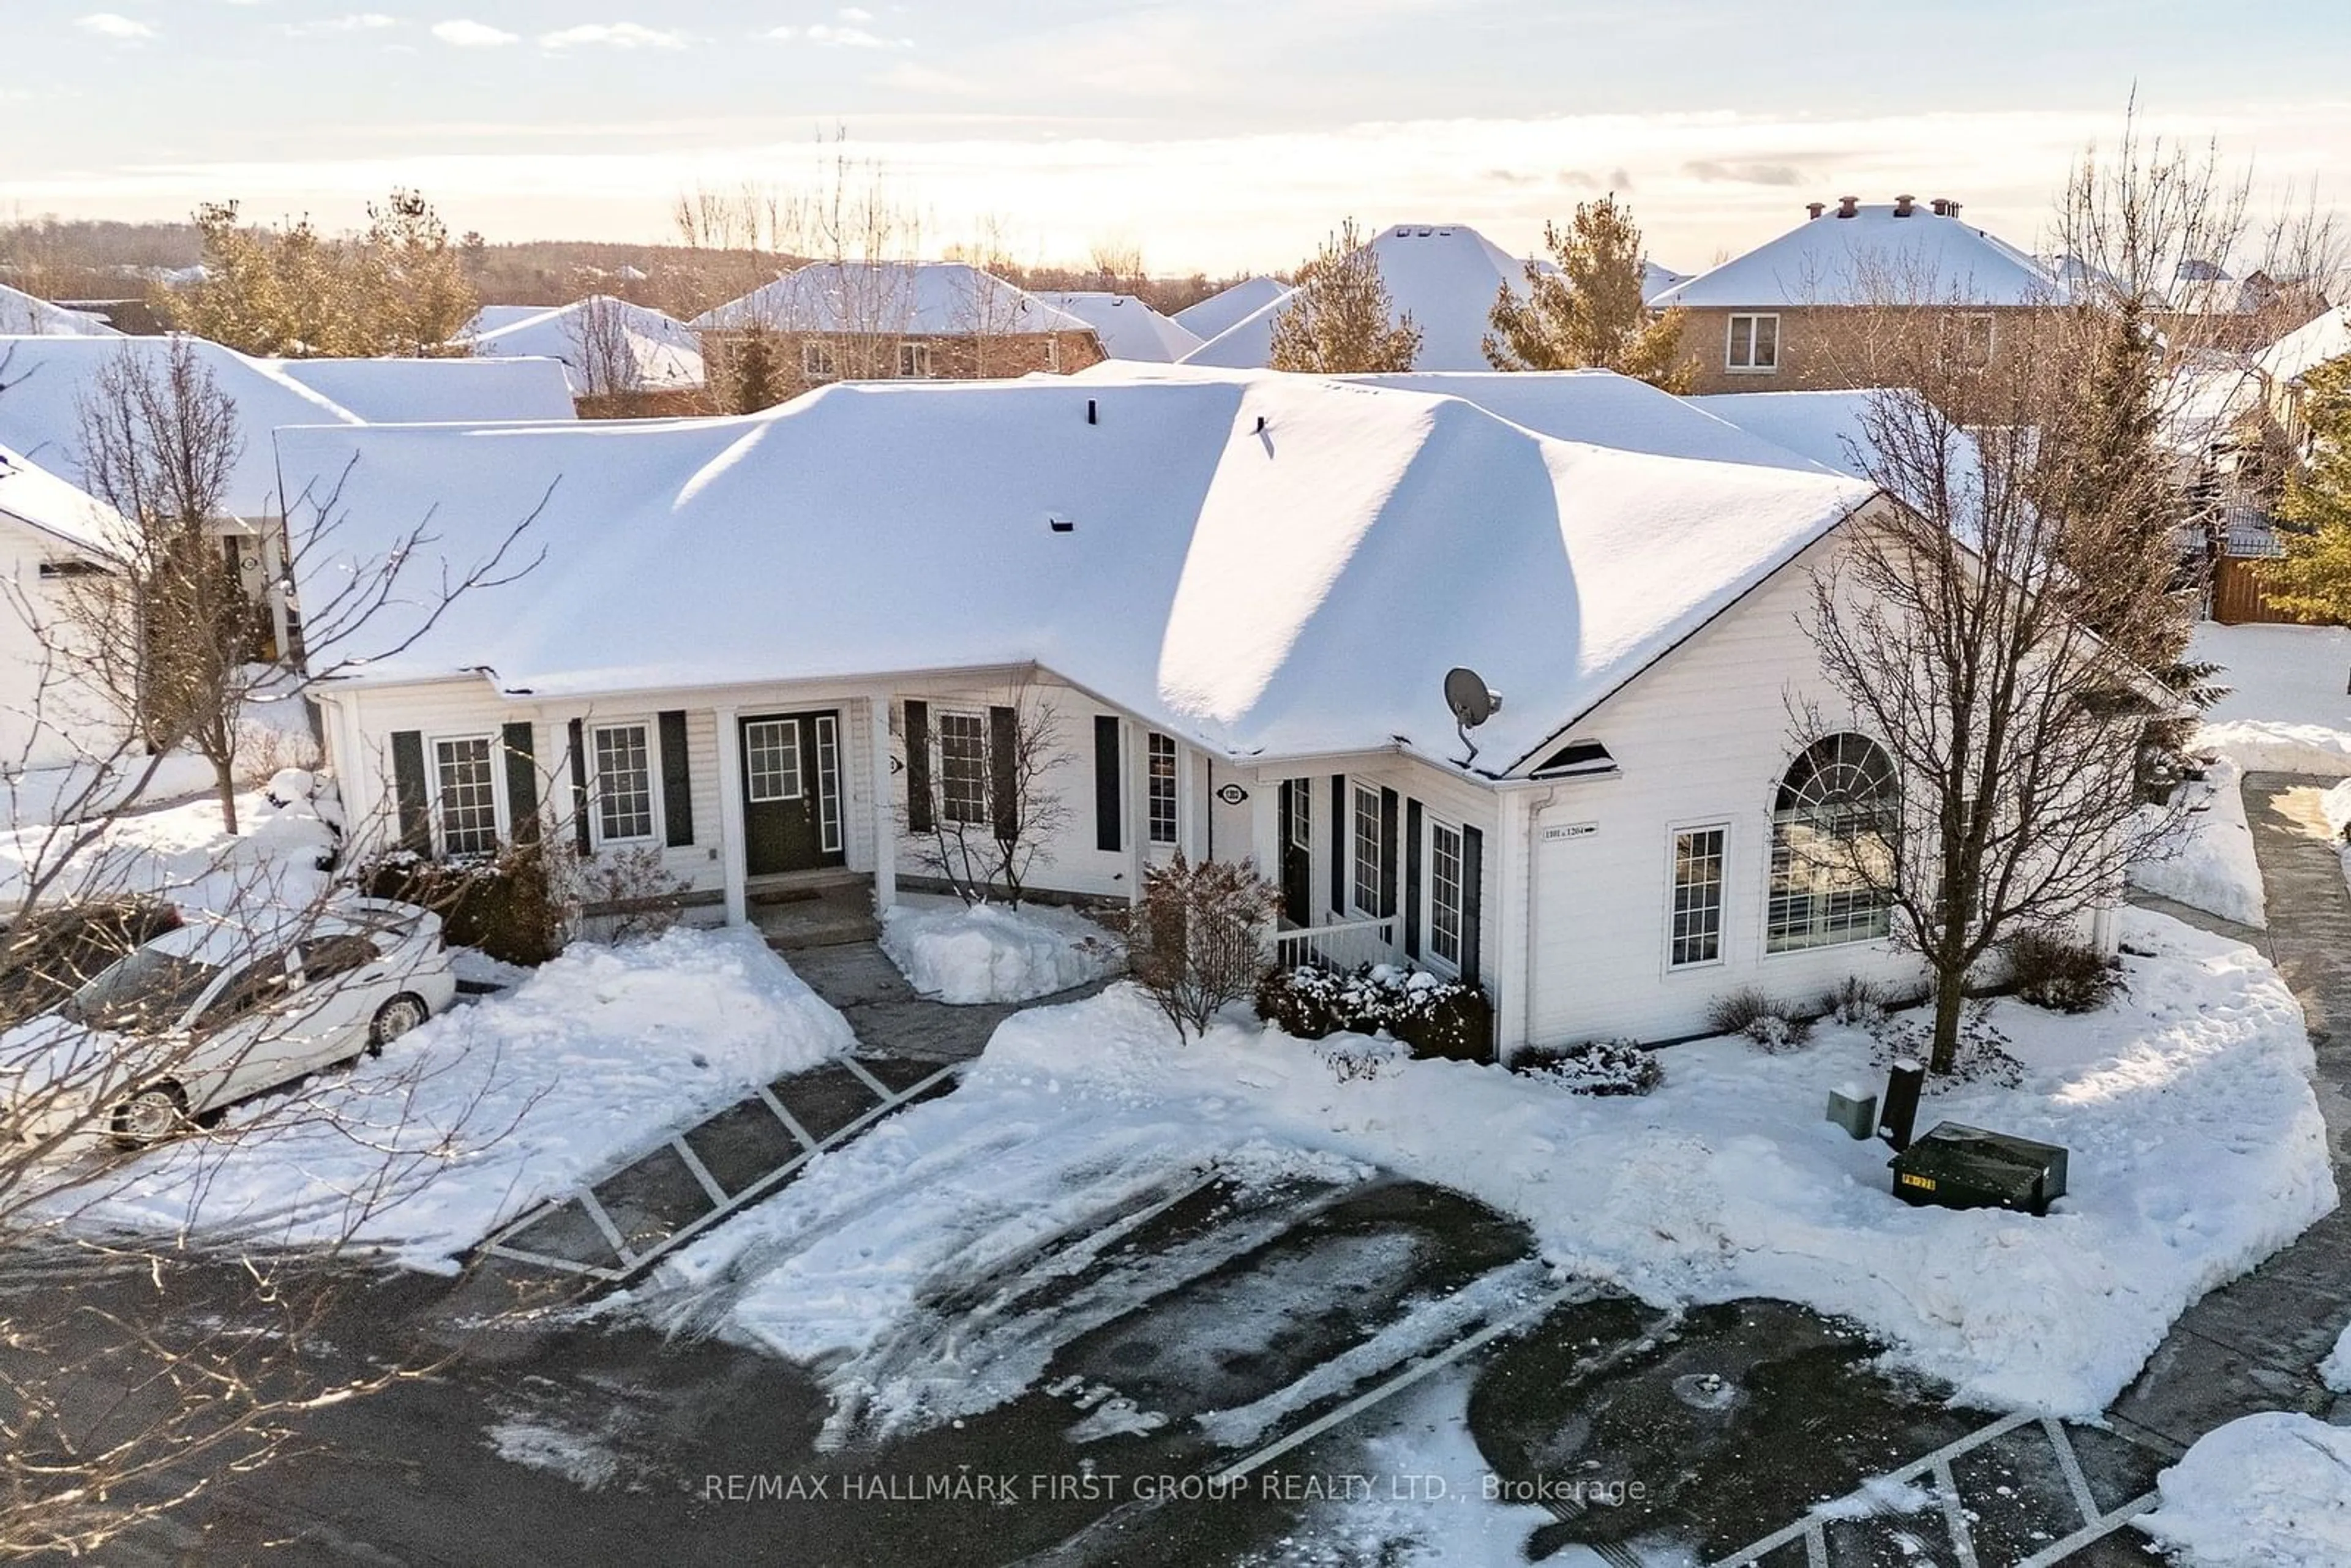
[368,994,429,1054]
[110,1082,191,1149]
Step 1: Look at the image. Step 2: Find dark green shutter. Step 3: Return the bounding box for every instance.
[390,730,430,854]
[1461,825,1484,986]
[1403,800,1423,959]
[659,710,694,847]
[1329,774,1346,914]
[1378,787,1399,919]
[904,700,932,834]
[1093,716,1122,852]
[567,718,591,855]
[990,705,1019,847]
[501,722,539,845]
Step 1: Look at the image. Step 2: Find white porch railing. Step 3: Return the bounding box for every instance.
[1269,916,1399,974]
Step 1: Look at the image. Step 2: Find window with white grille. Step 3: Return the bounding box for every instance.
[1147,733,1178,845]
[433,736,500,857]
[744,719,801,803]
[593,724,655,843]
[1429,819,1464,966]
[1352,785,1382,918]
[1670,826,1728,967]
[940,711,989,825]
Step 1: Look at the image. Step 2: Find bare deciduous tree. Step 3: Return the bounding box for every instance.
[564,294,646,402]
[904,683,1071,907]
[1130,854,1278,1040]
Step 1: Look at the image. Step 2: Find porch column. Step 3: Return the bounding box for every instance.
[713,705,747,925]
[1494,788,1535,1059]
[868,692,897,912]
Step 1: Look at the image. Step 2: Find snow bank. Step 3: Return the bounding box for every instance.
[878,899,1122,1004]
[2192,623,2351,776]
[2324,1321,2351,1393]
[0,786,337,915]
[2129,756,2267,926]
[66,926,854,1270]
[2139,1412,2351,1566]
[676,907,2329,1422]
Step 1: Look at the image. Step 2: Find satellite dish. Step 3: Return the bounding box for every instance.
[1444,667,1502,765]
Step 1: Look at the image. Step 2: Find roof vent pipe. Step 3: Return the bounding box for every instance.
[1930,198,1952,217]
[1086,398,1098,426]
[1806,201,1826,220]
[1893,193,1916,217]
[1946,201,1963,221]
[1836,196,1859,219]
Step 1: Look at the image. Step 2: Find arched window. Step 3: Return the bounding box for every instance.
[1767,733,1898,953]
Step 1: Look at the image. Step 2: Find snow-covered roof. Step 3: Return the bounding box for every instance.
[2257,307,2351,386]
[0,283,121,339]
[1642,259,1691,305]
[1652,204,2058,310]
[1172,277,1291,342]
[1034,293,1201,363]
[1349,372,1838,473]
[0,445,126,558]
[465,296,706,393]
[692,261,1097,338]
[1181,223,1537,373]
[276,367,1873,773]
[261,356,579,423]
[464,305,557,338]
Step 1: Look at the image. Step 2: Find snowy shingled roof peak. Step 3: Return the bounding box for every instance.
[1033,293,1202,363]
[692,261,1097,337]
[0,445,129,558]
[465,296,707,393]
[1172,276,1291,342]
[1652,201,2058,310]
[1182,223,1540,373]
[2259,306,2351,386]
[258,355,580,424]
[0,282,121,338]
[275,367,1873,774]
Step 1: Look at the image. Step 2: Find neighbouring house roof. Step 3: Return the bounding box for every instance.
[1181,223,1539,373]
[0,283,121,338]
[1172,277,1291,342]
[692,261,1097,338]
[463,296,707,393]
[0,336,576,520]
[464,305,559,338]
[1642,259,1692,304]
[2161,356,2268,454]
[0,445,126,559]
[1651,204,2059,310]
[1035,293,1202,363]
[274,367,1874,775]
[2257,306,2351,387]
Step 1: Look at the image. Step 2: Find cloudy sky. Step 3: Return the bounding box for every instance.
[7,1,2351,274]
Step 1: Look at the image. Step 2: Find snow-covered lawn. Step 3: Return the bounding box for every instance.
[665,907,2328,1425]
[60,926,854,1270]
[2129,756,2267,927]
[878,896,1122,1003]
[2137,1411,2351,1566]
[0,784,337,915]
[2191,621,2351,775]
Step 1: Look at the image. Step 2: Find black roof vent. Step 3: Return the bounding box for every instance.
[1530,739,1618,779]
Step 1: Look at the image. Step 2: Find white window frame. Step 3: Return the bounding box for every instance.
[588,719,662,849]
[1146,732,1179,846]
[814,713,842,853]
[427,732,506,860]
[1954,310,1995,368]
[939,710,991,828]
[1351,784,1384,920]
[1726,312,1780,373]
[743,717,804,805]
[801,340,836,381]
[1426,816,1466,973]
[1666,821,1730,971]
[896,341,934,379]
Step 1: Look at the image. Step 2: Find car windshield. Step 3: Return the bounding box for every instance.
[61,948,223,1034]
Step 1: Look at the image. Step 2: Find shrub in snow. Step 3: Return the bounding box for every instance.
[1871,1006,2023,1090]
[1317,1033,1404,1084]
[1254,964,1493,1060]
[566,842,692,943]
[1820,976,1888,1029]
[2000,928,2121,1014]
[1516,1037,1662,1096]
[1706,986,1813,1052]
[361,841,565,965]
[1130,853,1278,1039]
[263,767,316,808]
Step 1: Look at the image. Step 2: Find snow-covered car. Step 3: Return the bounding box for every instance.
[2,898,456,1148]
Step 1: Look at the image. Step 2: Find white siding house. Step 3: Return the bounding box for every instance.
[0,448,127,771]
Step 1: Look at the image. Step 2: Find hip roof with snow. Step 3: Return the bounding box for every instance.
[463,296,707,393]
[692,261,1097,337]
[0,445,127,558]
[0,283,121,338]
[1035,293,1201,363]
[262,355,579,423]
[1172,277,1292,342]
[1651,204,2058,310]
[275,367,1873,773]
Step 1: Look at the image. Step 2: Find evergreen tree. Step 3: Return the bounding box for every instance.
[727,328,784,414]
[2261,354,2351,621]
[1267,219,1422,374]
[1483,195,1691,391]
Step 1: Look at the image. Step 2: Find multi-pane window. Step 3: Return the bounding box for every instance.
[1351,785,1383,918]
[1727,312,1780,372]
[1429,820,1465,967]
[744,719,801,803]
[898,342,934,378]
[1147,733,1179,845]
[801,341,836,381]
[940,712,990,825]
[593,723,656,843]
[1768,733,1899,953]
[433,737,500,857]
[1670,827,1728,967]
[1284,778,1310,853]
[815,715,842,852]
[1955,312,1995,368]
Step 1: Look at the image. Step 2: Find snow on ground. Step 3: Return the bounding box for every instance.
[485,1419,620,1491]
[2324,1320,2351,1393]
[878,896,1123,1003]
[667,906,2328,1425]
[2128,756,2267,927]
[0,786,337,914]
[2191,622,2351,775]
[62,926,854,1270]
[2137,1411,2351,1566]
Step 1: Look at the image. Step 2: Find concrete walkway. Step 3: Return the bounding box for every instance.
[2107,772,2351,1454]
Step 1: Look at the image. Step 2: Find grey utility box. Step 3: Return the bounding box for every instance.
[1824,1084,1878,1140]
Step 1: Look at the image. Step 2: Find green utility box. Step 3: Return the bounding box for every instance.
[1889,1122,2069,1217]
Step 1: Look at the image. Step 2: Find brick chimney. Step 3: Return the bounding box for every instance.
[1893,193,1916,217]
[1806,201,1826,220]
[1836,195,1859,219]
